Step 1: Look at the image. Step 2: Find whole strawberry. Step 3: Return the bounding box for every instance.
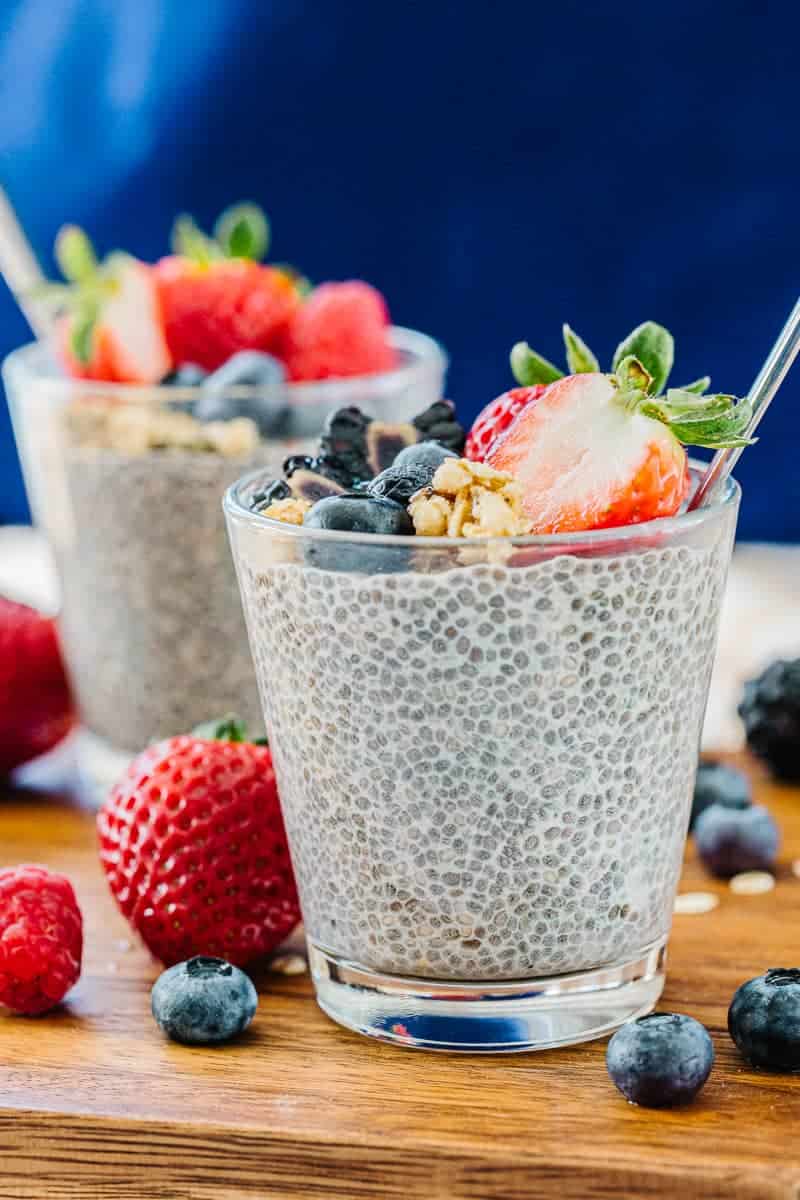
[0,596,74,775]
[97,717,300,966]
[155,204,301,371]
[0,865,83,1015]
[281,280,396,381]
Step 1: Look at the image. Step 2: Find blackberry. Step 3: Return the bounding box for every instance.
[728,968,800,1071]
[739,659,800,781]
[412,400,467,453]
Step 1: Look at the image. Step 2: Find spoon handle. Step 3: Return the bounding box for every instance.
[689,296,800,511]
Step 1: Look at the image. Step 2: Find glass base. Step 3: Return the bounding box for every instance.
[309,938,667,1053]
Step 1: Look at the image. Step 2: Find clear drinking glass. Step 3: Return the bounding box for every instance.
[4,329,446,793]
[225,464,739,1052]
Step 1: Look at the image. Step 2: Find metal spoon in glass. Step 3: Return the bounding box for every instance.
[689,296,800,510]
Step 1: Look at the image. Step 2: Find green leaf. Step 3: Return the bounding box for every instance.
[612,321,674,395]
[69,299,99,364]
[171,214,221,264]
[562,324,599,373]
[640,390,755,449]
[615,354,652,395]
[214,203,270,261]
[55,225,97,284]
[675,376,711,395]
[510,341,564,386]
[192,714,249,742]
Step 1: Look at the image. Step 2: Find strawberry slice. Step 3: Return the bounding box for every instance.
[50,227,171,384]
[464,384,547,462]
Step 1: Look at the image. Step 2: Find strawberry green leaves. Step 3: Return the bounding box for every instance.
[55,226,98,285]
[612,321,674,397]
[48,226,115,363]
[510,341,564,386]
[214,204,270,262]
[563,324,599,374]
[640,389,755,449]
[172,204,271,264]
[615,354,653,396]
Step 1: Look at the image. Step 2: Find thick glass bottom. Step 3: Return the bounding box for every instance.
[309,937,667,1053]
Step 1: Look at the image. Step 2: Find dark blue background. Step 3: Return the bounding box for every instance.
[1,0,797,537]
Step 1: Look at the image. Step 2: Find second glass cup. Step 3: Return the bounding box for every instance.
[225,465,739,1052]
[5,328,446,782]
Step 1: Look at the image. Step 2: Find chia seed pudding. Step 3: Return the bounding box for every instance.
[234,516,735,981]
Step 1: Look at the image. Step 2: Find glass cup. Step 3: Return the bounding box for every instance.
[5,329,446,795]
[225,464,739,1052]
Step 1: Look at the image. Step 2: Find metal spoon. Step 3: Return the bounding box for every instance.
[689,296,800,510]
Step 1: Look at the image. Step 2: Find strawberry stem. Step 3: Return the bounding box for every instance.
[612,321,674,396]
[638,388,755,449]
[214,203,270,261]
[510,341,564,386]
[191,714,268,745]
[562,324,599,374]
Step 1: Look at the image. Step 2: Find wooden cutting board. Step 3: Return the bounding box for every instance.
[0,753,799,1200]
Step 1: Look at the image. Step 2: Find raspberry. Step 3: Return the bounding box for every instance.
[0,866,83,1015]
[464,385,547,461]
[281,281,396,381]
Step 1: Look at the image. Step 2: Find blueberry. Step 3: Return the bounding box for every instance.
[304,494,413,536]
[368,441,457,506]
[164,363,208,386]
[195,351,288,435]
[694,803,779,878]
[606,1012,714,1107]
[728,968,800,1071]
[303,494,413,574]
[690,761,751,831]
[151,955,257,1045]
[391,440,457,472]
[739,658,800,781]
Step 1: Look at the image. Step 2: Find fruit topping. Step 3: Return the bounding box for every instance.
[690,761,752,831]
[194,350,288,435]
[408,457,531,538]
[318,406,374,482]
[304,493,414,535]
[251,478,291,508]
[280,280,396,381]
[49,226,172,383]
[606,1013,714,1107]
[365,421,418,474]
[728,969,800,1071]
[164,363,208,386]
[155,204,301,371]
[694,803,779,879]
[151,955,257,1045]
[412,399,467,453]
[0,865,83,1015]
[739,659,800,781]
[97,716,300,966]
[465,385,547,462]
[286,467,347,504]
[487,333,752,533]
[263,496,313,525]
[367,440,456,506]
[0,595,74,775]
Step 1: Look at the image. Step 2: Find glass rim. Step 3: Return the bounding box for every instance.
[1,326,447,405]
[223,459,741,550]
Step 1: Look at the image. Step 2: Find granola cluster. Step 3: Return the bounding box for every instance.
[408,457,531,538]
[261,496,312,525]
[65,402,260,458]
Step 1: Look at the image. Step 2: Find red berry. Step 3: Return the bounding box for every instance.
[0,596,74,776]
[464,385,547,461]
[97,732,301,966]
[0,866,83,1015]
[281,281,396,381]
[154,257,301,372]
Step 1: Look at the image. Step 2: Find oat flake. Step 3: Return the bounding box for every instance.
[729,871,775,895]
[674,892,719,915]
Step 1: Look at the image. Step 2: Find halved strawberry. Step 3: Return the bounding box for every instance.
[57,256,171,384]
[464,385,547,462]
[487,362,753,534]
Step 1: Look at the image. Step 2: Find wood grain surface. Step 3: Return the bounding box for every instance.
[1,754,799,1200]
